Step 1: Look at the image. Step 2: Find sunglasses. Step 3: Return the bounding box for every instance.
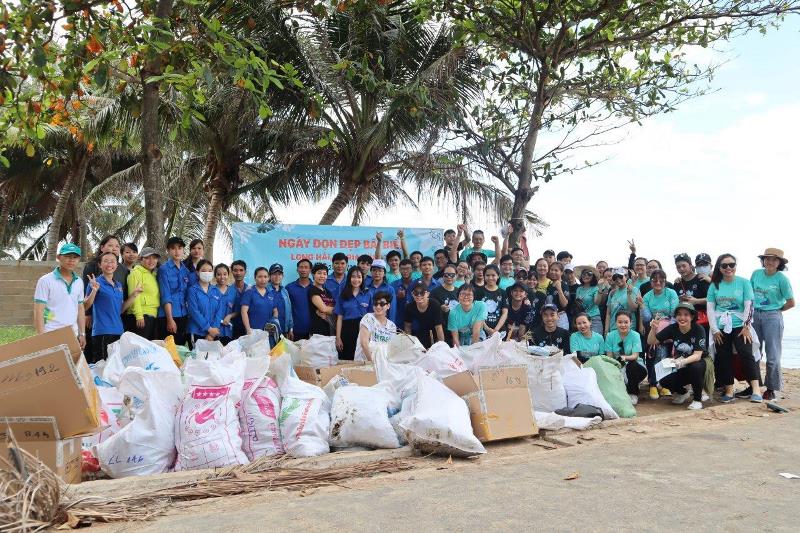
[443,273,456,278]
[720,262,736,269]
[374,301,389,307]
[674,253,691,262]
[581,271,593,277]
[412,292,426,297]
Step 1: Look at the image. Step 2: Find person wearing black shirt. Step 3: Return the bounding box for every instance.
[433,249,449,280]
[673,253,710,333]
[475,265,508,336]
[431,265,459,345]
[404,283,444,348]
[648,302,707,410]
[505,283,533,340]
[529,304,570,353]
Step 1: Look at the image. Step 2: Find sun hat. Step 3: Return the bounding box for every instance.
[574,265,599,280]
[57,243,81,256]
[758,248,788,264]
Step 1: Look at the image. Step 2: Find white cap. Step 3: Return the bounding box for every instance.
[371,259,387,270]
[613,267,628,276]
[564,263,575,272]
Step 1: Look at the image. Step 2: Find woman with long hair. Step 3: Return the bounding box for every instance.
[574,266,605,334]
[605,310,647,405]
[356,291,397,362]
[82,235,127,359]
[707,254,762,403]
[335,266,371,360]
[183,239,205,285]
[476,264,508,336]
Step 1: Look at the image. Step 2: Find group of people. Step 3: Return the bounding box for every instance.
[33,226,794,410]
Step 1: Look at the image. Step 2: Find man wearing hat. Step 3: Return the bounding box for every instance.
[267,263,294,339]
[33,243,86,346]
[529,303,571,353]
[366,258,398,323]
[750,248,795,400]
[157,236,191,344]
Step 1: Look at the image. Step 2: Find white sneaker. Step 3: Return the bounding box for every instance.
[672,391,691,405]
[687,401,703,410]
[701,392,710,402]
[628,393,639,405]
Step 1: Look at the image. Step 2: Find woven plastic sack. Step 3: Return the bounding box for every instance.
[329,384,400,449]
[102,332,179,386]
[239,358,284,459]
[583,355,636,418]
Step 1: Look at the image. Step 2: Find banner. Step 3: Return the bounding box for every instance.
[231,223,444,283]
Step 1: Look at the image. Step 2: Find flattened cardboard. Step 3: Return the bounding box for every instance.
[293,362,375,387]
[1,416,83,484]
[340,366,378,387]
[442,371,479,397]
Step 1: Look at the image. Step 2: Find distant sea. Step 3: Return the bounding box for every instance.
[784,336,800,369]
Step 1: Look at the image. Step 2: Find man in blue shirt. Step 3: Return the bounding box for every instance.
[267,263,293,339]
[229,259,249,339]
[157,236,191,345]
[325,252,349,297]
[391,258,415,327]
[366,259,397,323]
[286,259,313,340]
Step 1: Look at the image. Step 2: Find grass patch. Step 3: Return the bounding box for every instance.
[0,325,36,344]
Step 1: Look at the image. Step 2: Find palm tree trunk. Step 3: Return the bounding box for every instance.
[46,151,89,260]
[319,180,357,225]
[0,192,9,248]
[74,177,88,259]
[203,184,226,261]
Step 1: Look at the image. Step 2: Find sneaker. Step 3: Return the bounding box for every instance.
[734,387,753,399]
[672,391,691,405]
[763,390,776,401]
[649,386,659,400]
[701,392,710,402]
[687,401,703,410]
[660,388,672,396]
[750,394,763,403]
[628,393,639,405]
[720,394,735,403]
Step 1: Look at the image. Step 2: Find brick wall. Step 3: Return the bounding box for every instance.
[0,260,84,326]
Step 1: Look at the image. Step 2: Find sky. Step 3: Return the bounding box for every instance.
[221,18,800,336]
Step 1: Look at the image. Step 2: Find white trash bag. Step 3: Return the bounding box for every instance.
[458,332,505,373]
[415,342,467,378]
[237,330,273,359]
[278,378,331,457]
[399,373,486,457]
[534,411,603,431]
[102,332,179,386]
[329,384,400,449]
[561,357,618,420]
[296,335,338,368]
[174,354,249,470]
[387,333,426,364]
[96,368,184,478]
[239,358,284,460]
[500,345,567,413]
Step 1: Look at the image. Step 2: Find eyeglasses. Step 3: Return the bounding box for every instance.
[651,277,666,283]
[374,301,389,307]
[443,273,456,278]
[720,262,736,269]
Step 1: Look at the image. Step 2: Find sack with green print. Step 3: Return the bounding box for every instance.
[277,371,330,457]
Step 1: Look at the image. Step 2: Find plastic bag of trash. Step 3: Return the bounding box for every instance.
[278,375,331,457]
[239,358,284,460]
[415,342,467,378]
[387,333,426,364]
[534,411,602,431]
[399,373,486,457]
[561,358,618,420]
[102,332,179,386]
[236,330,273,358]
[296,335,338,368]
[270,336,302,362]
[583,356,636,418]
[329,384,400,449]
[174,354,249,470]
[497,344,567,413]
[96,368,184,478]
[458,332,505,372]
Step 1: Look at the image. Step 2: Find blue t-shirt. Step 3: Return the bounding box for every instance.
[750,269,794,311]
[87,277,124,336]
[334,289,372,321]
[575,285,600,318]
[157,260,191,318]
[707,276,754,329]
[286,280,312,336]
[569,331,605,356]
[213,286,236,338]
[390,277,415,326]
[187,284,222,337]
[642,288,679,322]
[447,301,488,346]
[324,275,347,299]
[604,329,643,356]
[269,285,288,332]
[240,286,278,331]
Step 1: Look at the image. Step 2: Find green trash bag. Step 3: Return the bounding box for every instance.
[584,355,636,418]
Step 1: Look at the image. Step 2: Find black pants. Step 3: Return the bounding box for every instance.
[339,318,360,361]
[624,361,648,395]
[157,316,188,346]
[219,336,232,346]
[89,334,121,364]
[715,327,760,386]
[124,314,157,340]
[83,321,96,361]
[660,358,706,401]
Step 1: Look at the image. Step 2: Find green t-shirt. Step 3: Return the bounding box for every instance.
[604,329,643,356]
[607,286,640,330]
[570,331,605,356]
[411,271,423,280]
[632,277,649,291]
[447,301,488,346]
[498,276,515,290]
[459,247,497,261]
[642,288,679,321]
[750,269,794,311]
[707,276,754,329]
[575,285,600,318]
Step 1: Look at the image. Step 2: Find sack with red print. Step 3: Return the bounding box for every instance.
[239,358,284,459]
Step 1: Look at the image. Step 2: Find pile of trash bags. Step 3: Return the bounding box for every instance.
[83,330,632,479]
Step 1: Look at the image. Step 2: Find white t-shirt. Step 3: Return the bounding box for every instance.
[354,313,397,361]
[33,269,85,334]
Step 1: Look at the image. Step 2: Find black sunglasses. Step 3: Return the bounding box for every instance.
[720,262,736,269]
[443,273,456,278]
[374,301,389,307]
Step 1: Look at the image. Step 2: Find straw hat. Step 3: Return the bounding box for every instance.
[758,248,788,264]
[574,265,600,280]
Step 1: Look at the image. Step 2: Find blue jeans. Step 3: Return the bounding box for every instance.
[753,310,784,391]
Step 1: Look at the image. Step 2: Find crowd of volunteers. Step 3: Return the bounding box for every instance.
[34,225,794,407]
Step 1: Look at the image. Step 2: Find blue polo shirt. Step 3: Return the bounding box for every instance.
[286,279,312,336]
[157,260,191,318]
[391,277,415,326]
[268,284,288,332]
[240,286,278,331]
[213,286,237,338]
[324,274,347,298]
[334,289,372,321]
[187,284,222,337]
[86,277,124,336]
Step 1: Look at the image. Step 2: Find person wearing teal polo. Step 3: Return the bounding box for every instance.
[33,243,87,348]
[570,313,605,362]
[604,311,647,405]
[750,248,795,401]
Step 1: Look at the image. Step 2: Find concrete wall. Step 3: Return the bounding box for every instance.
[0,260,69,326]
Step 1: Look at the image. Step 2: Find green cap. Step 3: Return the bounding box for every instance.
[674,302,696,317]
[57,243,82,256]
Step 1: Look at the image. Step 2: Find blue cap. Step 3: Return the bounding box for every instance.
[58,243,81,256]
[269,263,284,274]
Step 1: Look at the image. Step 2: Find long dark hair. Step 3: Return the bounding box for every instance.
[340,266,365,300]
[94,235,121,261]
[711,253,736,288]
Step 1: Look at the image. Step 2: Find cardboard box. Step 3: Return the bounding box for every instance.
[0,327,101,438]
[444,365,537,443]
[1,417,83,484]
[294,362,378,387]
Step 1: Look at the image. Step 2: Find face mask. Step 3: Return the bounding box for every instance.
[199,272,214,283]
[696,265,711,276]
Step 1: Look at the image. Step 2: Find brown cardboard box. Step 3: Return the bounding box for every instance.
[444,365,537,442]
[1,417,83,484]
[0,327,101,437]
[293,362,378,387]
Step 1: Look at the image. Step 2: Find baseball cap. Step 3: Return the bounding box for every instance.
[410,279,428,292]
[371,259,387,271]
[541,303,559,313]
[139,246,161,258]
[695,253,712,265]
[563,263,575,272]
[612,267,627,277]
[509,282,528,293]
[166,236,186,248]
[269,263,284,274]
[58,243,81,256]
[674,253,692,265]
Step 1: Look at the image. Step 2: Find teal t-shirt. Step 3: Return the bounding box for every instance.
[570,331,605,356]
[604,329,643,355]
[575,285,600,318]
[750,269,794,311]
[386,271,402,284]
[632,277,648,291]
[642,288,679,321]
[707,276,754,329]
[607,286,640,330]
[453,279,466,288]
[459,247,497,261]
[411,271,422,280]
[498,276,515,290]
[447,301,488,346]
